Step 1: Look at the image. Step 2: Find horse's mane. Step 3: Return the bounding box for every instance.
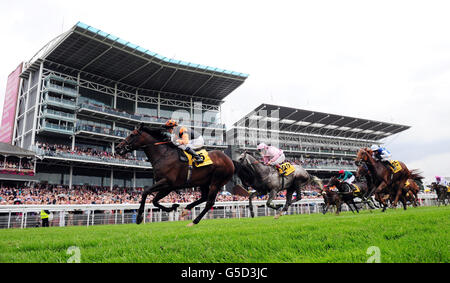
[139,124,171,142]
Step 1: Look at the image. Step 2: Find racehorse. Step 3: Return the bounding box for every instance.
[355,148,422,210]
[427,182,449,206]
[326,176,373,213]
[233,151,324,219]
[319,185,342,215]
[356,162,422,210]
[115,124,235,226]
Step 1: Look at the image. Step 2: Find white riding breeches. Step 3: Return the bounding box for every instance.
[272,153,286,165]
[178,136,205,150]
[345,175,355,184]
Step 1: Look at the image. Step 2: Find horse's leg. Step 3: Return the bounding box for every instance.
[352,199,360,213]
[181,185,209,219]
[152,188,180,213]
[265,189,279,211]
[136,179,169,224]
[392,179,407,207]
[248,191,257,218]
[275,188,294,219]
[189,182,222,226]
[345,200,355,213]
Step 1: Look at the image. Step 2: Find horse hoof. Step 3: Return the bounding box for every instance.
[187,222,195,227]
[136,214,143,225]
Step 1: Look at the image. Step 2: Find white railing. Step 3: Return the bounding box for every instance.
[0,194,438,229]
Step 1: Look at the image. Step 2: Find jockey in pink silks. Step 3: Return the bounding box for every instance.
[257,143,286,173]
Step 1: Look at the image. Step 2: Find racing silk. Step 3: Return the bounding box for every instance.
[437,178,448,186]
[337,171,353,182]
[261,146,284,164]
[171,126,190,145]
[373,147,391,161]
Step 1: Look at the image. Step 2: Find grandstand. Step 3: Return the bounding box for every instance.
[227,103,410,179]
[0,22,248,189]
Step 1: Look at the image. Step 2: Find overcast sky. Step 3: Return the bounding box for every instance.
[0,0,449,183]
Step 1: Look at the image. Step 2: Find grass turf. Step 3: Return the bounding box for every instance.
[0,205,448,263]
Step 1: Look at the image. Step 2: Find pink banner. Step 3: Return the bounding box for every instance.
[0,63,23,144]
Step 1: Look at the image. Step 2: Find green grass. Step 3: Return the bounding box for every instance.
[0,206,448,263]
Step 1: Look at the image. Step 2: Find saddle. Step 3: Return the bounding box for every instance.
[387,160,402,173]
[178,148,213,168]
[277,161,296,176]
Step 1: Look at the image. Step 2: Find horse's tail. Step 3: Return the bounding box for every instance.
[409,169,424,181]
[309,174,324,191]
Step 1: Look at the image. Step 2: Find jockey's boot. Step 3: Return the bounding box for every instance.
[186,147,203,163]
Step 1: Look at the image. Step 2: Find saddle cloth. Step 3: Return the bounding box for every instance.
[182,149,213,167]
[447,186,450,193]
[389,160,402,173]
[277,162,296,176]
[352,184,361,194]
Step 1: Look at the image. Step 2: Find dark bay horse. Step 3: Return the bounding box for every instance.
[233,151,323,219]
[427,182,449,206]
[355,148,422,210]
[320,185,342,215]
[326,176,369,213]
[115,124,235,226]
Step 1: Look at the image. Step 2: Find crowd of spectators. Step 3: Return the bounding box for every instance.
[36,142,147,163]
[0,183,321,205]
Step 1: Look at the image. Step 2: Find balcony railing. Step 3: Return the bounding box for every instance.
[45,96,77,109]
[75,124,130,138]
[42,109,76,120]
[41,123,74,133]
[78,102,226,130]
[45,83,78,97]
[34,148,151,167]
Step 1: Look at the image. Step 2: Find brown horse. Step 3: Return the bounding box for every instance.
[115,124,235,226]
[356,164,421,209]
[355,148,419,210]
[319,185,343,215]
[427,182,450,206]
[326,177,361,213]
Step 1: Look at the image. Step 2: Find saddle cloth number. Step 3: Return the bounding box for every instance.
[278,162,296,176]
[184,149,213,167]
[389,160,402,173]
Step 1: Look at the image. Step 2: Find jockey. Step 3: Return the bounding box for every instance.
[337,169,356,192]
[256,143,286,173]
[370,144,395,170]
[435,176,448,187]
[164,119,204,163]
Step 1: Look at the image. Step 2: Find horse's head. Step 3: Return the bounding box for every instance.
[238,150,254,165]
[355,147,371,165]
[115,124,167,156]
[356,163,369,178]
[327,176,339,188]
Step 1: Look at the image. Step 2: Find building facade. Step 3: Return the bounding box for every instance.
[227,104,410,180]
[2,22,248,189]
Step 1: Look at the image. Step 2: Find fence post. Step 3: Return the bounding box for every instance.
[24,212,27,228]
[143,208,146,223]
[114,210,117,224]
[86,210,90,227]
[7,210,11,229]
[92,210,95,226]
[122,210,125,224]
